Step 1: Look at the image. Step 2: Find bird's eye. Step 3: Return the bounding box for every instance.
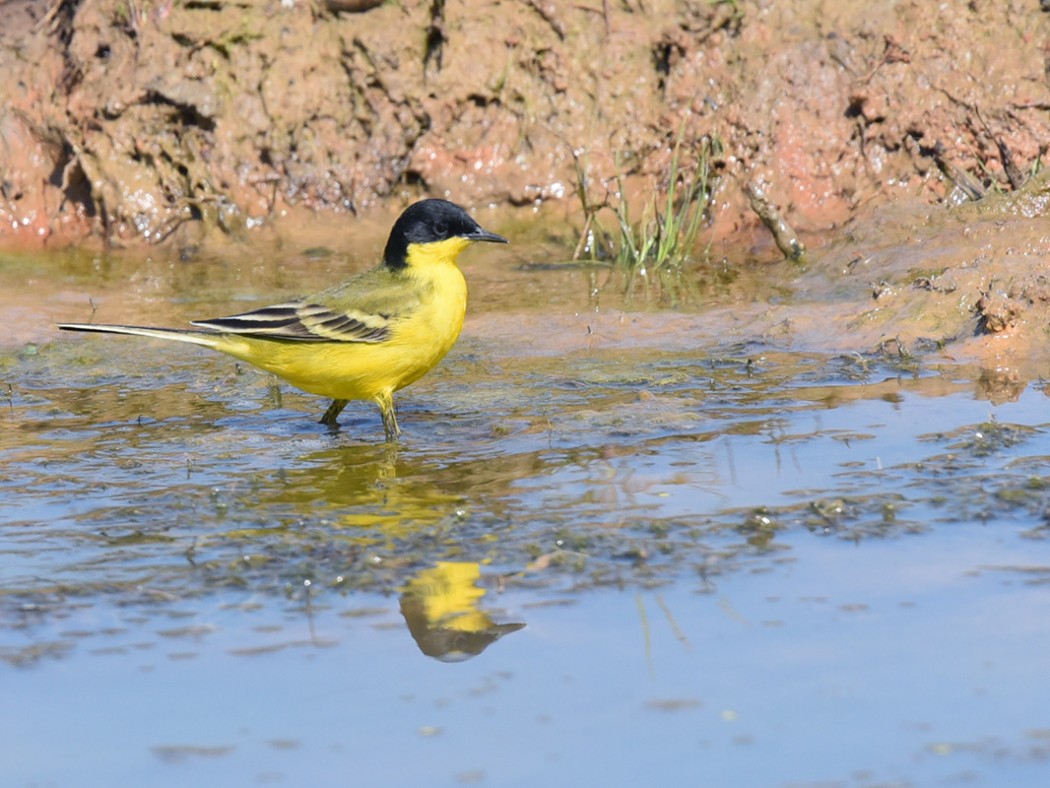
[433,221,449,237]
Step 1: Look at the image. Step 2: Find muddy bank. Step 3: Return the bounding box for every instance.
[5,0,1050,380]
[13,167,1049,391]
[458,170,1050,382]
[1,0,1048,251]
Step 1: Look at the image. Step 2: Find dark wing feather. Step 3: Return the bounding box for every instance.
[192,302,392,343]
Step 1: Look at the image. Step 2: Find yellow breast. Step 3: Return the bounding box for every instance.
[387,238,470,391]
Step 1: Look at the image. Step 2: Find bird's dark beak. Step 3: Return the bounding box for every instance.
[467,228,509,244]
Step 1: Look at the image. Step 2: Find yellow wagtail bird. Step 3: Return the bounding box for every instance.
[59,199,508,439]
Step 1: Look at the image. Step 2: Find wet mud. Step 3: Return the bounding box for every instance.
[6,168,1050,394]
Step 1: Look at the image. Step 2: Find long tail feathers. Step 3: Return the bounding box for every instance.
[57,323,224,349]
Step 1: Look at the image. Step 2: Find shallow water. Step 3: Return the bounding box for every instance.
[3,230,1050,787]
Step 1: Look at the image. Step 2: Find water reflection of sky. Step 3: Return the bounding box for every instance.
[4,345,1050,785]
[4,527,1049,787]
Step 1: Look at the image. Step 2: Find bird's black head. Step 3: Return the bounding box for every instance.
[383,199,508,269]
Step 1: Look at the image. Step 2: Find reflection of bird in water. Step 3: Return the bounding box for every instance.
[400,562,524,662]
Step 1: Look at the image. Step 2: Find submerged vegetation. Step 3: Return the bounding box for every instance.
[571,133,721,273]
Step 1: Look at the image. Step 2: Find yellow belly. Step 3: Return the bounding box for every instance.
[217,261,467,404]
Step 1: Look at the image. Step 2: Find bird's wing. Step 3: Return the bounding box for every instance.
[192,267,426,343]
[192,301,396,343]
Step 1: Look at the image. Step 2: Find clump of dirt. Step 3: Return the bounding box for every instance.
[777,169,1050,377]
[1,0,1048,252]
[976,276,1050,334]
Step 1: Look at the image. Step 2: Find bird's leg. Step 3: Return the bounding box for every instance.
[376,391,400,441]
[320,399,349,427]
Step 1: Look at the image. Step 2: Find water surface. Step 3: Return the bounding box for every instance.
[2,232,1050,786]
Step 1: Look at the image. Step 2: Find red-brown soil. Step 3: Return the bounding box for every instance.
[2,0,1047,251]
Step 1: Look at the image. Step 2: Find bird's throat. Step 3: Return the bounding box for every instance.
[403,237,472,270]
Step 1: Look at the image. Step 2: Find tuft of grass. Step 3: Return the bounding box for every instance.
[572,132,720,274]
